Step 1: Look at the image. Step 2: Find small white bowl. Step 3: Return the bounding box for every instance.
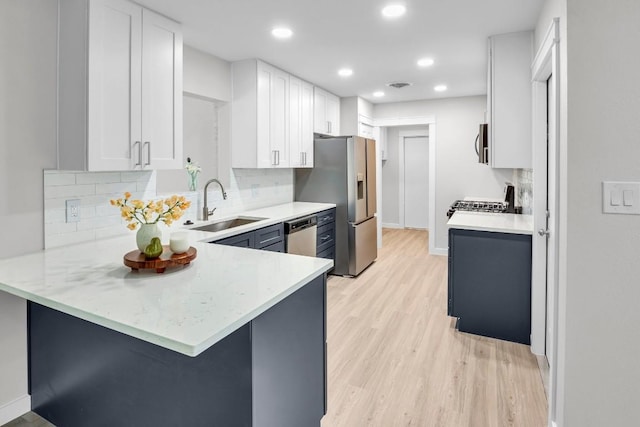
[169,232,189,254]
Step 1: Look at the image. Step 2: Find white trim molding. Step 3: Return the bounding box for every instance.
[0,394,31,425]
[531,17,561,427]
[373,115,439,255]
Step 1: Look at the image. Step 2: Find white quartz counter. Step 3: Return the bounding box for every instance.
[0,202,335,357]
[447,211,533,235]
[184,201,336,242]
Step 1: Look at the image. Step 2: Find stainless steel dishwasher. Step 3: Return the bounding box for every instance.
[285,215,317,256]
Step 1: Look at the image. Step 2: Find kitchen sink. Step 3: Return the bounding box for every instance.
[190,217,266,233]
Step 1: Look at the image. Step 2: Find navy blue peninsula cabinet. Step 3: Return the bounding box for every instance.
[28,273,327,427]
[448,228,532,344]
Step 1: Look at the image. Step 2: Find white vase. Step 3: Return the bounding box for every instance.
[136,223,162,252]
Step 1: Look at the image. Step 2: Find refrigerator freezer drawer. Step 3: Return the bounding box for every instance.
[348,217,377,276]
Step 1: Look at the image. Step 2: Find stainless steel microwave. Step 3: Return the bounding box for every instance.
[475,123,489,164]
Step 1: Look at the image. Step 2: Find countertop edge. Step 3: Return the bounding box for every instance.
[446,212,534,235]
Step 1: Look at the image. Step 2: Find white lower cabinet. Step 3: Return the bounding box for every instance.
[58,0,182,171]
[232,59,314,169]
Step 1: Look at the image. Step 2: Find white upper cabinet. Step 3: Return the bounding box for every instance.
[313,87,340,136]
[487,31,533,169]
[232,59,314,169]
[289,77,314,168]
[58,0,182,171]
[140,9,183,170]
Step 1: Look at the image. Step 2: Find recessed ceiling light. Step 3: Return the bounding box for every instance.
[373,91,385,97]
[338,68,353,77]
[381,4,406,18]
[417,58,435,67]
[271,27,293,39]
[434,84,448,92]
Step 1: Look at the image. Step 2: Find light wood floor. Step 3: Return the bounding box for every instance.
[321,228,548,427]
[3,228,547,427]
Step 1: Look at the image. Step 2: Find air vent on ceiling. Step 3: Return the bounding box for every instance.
[387,82,412,89]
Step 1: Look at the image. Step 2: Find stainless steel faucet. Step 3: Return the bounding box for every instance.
[202,178,227,221]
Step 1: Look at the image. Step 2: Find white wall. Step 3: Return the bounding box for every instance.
[552,1,640,426]
[374,96,512,251]
[182,45,231,102]
[156,96,221,193]
[0,0,58,421]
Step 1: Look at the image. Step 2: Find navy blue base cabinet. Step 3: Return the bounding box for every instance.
[315,208,336,269]
[448,228,532,345]
[29,274,327,427]
[215,223,285,253]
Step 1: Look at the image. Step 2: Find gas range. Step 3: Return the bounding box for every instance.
[446,200,509,218]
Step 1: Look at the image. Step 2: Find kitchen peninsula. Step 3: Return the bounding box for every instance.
[0,203,334,427]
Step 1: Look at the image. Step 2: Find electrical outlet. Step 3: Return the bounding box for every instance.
[66,199,80,223]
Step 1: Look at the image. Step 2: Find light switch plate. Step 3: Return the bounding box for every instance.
[603,182,640,214]
[66,199,81,223]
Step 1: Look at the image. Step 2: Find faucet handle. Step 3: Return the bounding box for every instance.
[208,207,217,216]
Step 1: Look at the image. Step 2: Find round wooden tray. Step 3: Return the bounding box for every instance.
[123,246,197,273]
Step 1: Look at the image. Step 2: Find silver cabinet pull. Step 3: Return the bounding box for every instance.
[144,141,151,166]
[132,141,142,166]
[327,121,331,134]
[272,150,280,166]
[300,152,304,165]
[277,150,280,165]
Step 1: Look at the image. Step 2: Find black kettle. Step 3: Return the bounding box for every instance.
[504,183,516,213]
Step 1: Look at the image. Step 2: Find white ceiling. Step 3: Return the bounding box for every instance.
[137,0,544,104]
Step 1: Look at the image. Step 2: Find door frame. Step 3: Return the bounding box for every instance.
[531,17,560,425]
[398,130,429,230]
[374,116,437,254]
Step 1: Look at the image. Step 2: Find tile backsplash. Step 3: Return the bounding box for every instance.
[514,168,533,214]
[44,168,294,249]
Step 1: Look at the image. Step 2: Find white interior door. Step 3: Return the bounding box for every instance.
[403,136,429,229]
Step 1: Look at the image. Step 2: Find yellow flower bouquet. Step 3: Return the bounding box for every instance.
[110,192,191,230]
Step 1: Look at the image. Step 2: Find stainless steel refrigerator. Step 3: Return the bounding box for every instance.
[295,136,377,276]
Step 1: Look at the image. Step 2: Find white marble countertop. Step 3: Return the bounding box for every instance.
[0,202,335,357]
[184,202,336,242]
[447,211,534,235]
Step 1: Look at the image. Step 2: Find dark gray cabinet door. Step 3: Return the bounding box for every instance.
[315,208,335,269]
[251,275,326,427]
[215,224,284,253]
[254,223,285,250]
[216,231,255,248]
[448,228,532,344]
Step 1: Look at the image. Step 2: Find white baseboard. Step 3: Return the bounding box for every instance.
[0,394,31,425]
[381,223,402,229]
[430,247,448,256]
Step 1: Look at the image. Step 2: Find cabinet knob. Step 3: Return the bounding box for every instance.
[537,228,550,237]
